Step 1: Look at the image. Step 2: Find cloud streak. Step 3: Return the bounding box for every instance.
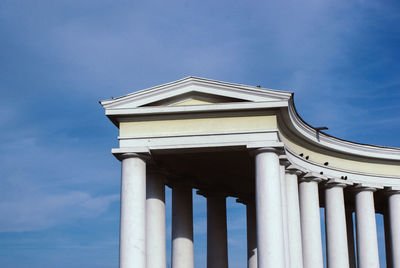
[0,191,118,232]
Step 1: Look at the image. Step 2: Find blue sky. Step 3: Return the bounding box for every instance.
[0,0,399,267]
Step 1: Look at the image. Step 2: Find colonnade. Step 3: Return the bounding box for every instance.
[118,150,400,268]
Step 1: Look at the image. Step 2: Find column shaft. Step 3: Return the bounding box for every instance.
[388,192,400,268]
[384,208,393,268]
[346,209,356,268]
[280,165,290,268]
[171,186,194,268]
[146,172,166,268]
[255,149,285,268]
[325,184,349,268]
[120,155,146,268]
[355,189,380,268]
[246,200,257,268]
[207,195,228,268]
[299,178,324,268]
[285,172,303,268]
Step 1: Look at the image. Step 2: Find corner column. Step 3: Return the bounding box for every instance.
[120,153,147,268]
[324,180,350,268]
[171,184,194,268]
[354,186,380,268]
[146,170,166,268]
[299,174,324,268]
[254,148,285,268]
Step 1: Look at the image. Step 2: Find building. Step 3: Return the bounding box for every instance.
[100,77,400,268]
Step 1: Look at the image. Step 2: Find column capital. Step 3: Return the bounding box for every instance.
[278,154,291,167]
[250,147,284,156]
[113,147,151,161]
[299,172,325,183]
[285,164,305,176]
[352,183,379,193]
[385,186,400,196]
[324,179,349,189]
[119,152,151,161]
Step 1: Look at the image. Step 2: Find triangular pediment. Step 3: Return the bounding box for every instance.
[169,98,215,106]
[101,76,292,110]
[143,91,245,107]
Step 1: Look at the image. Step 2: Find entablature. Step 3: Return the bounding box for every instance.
[101,76,400,188]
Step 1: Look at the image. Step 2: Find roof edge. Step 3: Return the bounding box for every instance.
[100,76,293,109]
[286,96,400,160]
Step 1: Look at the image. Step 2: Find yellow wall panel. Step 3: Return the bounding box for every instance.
[120,114,277,137]
[281,133,400,177]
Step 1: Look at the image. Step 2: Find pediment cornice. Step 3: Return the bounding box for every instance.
[100,76,292,109]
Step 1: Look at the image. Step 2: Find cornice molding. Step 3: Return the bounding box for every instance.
[286,97,400,161]
[101,76,292,109]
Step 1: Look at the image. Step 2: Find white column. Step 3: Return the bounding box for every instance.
[388,190,400,268]
[206,193,228,268]
[255,148,285,268]
[384,208,393,268]
[171,185,194,268]
[120,154,147,268]
[285,171,303,268]
[299,175,324,268]
[146,171,166,268]
[325,181,349,268]
[246,200,257,268]
[346,209,356,268]
[355,187,380,268]
[280,165,290,268]
[237,198,258,268]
